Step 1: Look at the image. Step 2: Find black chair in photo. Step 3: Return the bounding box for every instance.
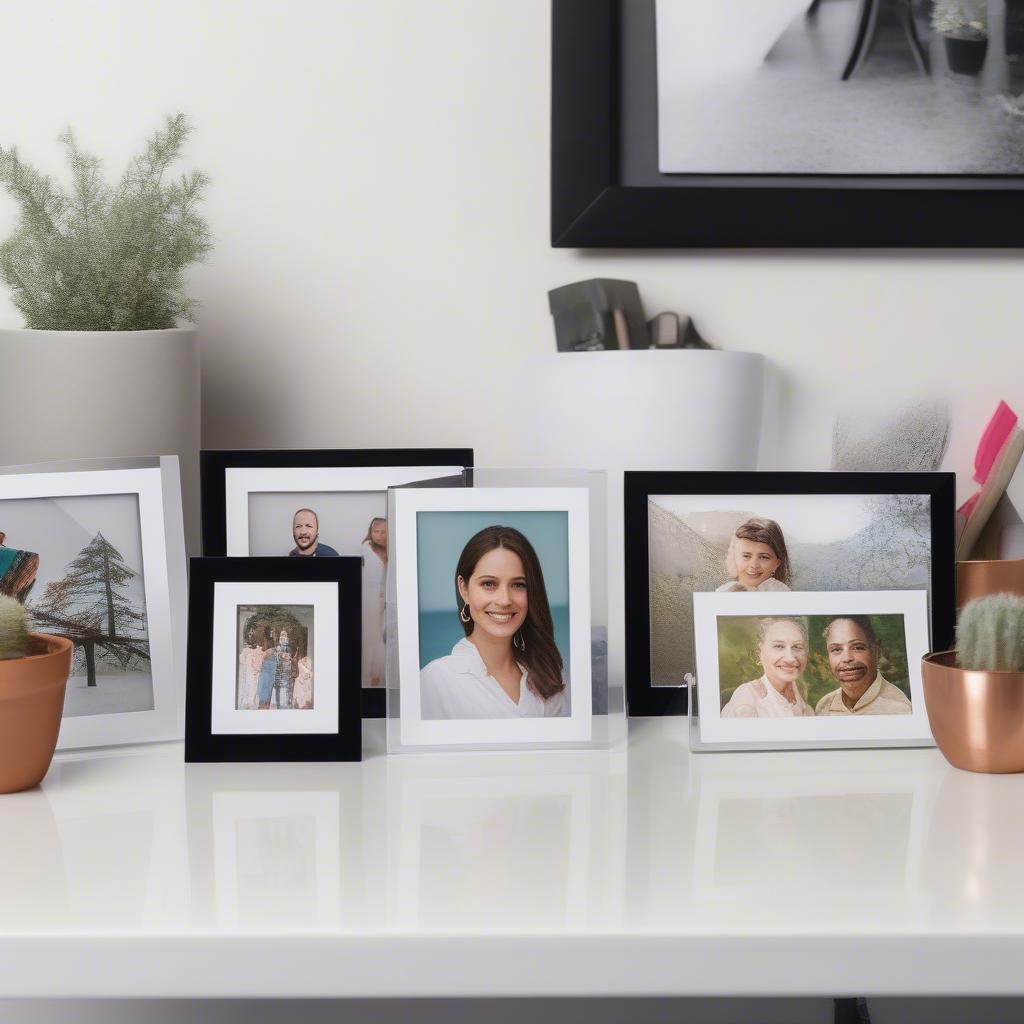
[842,0,930,79]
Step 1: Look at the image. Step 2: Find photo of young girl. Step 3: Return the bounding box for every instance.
[716,517,791,593]
[646,491,933,689]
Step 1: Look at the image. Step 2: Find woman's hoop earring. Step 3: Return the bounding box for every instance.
[460,603,471,624]
[513,630,526,651]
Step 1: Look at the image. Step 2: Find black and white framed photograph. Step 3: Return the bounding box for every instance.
[552,0,1024,247]
[692,589,933,750]
[0,456,187,749]
[389,486,594,750]
[184,557,361,762]
[200,448,473,717]
[623,471,955,716]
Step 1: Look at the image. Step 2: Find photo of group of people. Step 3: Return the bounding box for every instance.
[246,492,387,688]
[235,604,314,711]
[647,492,932,687]
[718,613,912,719]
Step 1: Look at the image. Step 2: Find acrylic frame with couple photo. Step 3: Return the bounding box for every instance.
[0,455,187,750]
[184,556,362,762]
[623,470,956,718]
[200,447,474,718]
[691,589,933,751]
[386,468,625,753]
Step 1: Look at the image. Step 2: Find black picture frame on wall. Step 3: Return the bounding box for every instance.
[200,447,474,718]
[623,471,956,717]
[552,0,1024,248]
[185,557,362,763]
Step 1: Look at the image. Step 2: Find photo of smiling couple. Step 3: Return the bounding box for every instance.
[717,612,913,719]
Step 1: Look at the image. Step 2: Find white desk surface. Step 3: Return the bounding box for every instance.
[1,716,1023,1000]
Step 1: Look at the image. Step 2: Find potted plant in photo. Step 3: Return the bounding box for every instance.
[0,595,72,793]
[922,593,1024,773]
[931,0,989,75]
[0,114,211,549]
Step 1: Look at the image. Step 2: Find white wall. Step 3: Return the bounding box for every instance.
[1,0,1021,648]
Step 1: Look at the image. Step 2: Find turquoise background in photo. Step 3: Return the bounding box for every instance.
[416,510,570,670]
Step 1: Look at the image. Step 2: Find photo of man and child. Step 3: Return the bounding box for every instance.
[246,491,388,688]
[647,492,932,688]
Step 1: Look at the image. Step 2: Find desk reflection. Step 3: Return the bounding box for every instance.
[211,792,340,929]
[385,754,619,931]
[42,746,187,929]
[690,753,938,907]
[921,765,1024,924]
[185,759,368,931]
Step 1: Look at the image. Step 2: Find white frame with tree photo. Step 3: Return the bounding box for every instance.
[0,456,186,749]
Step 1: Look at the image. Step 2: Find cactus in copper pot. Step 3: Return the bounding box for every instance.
[0,594,30,661]
[956,593,1024,671]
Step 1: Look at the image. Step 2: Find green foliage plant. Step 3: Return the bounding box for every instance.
[956,594,1024,672]
[0,594,30,661]
[931,1,987,38]
[0,113,211,331]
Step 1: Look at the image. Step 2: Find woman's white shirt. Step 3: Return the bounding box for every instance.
[720,674,814,718]
[420,637,569,720]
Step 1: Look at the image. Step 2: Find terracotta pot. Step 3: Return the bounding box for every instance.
[921,651,1024,774]
[0,634,72,793]
[957,558,1024,607]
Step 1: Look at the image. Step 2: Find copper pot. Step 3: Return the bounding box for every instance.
[0,634,72,794]
[957,558,1024,608]
[921,651,1024,774]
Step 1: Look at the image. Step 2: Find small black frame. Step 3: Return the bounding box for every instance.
[624,471,956,717]
[552,0,1024,248]
[200,447,474,718]
[185,556,362,762]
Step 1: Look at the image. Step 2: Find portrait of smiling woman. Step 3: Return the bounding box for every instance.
[419,525,569,720]
[720,616,815,719]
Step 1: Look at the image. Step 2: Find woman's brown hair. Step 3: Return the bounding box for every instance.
[455,525,565,701]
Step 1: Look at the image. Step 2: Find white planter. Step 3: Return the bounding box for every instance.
[0,328,201,552]
[519,348,766,686]
[520,349,765,472]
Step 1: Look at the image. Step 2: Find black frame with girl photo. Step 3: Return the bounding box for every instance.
[623,472,956,717]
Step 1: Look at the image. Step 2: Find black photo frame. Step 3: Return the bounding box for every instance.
[185,556,362,762]
[624,471,956,716]
[552,0,1024,248]
[200,447,474,718]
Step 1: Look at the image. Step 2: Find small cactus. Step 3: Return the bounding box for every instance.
[956,593,1024,671]
[0,594,30,661]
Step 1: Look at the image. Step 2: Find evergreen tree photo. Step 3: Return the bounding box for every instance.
[30,532,149,687]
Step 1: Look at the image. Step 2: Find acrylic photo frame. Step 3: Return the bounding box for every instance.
[689,589,934,752]
[624,471,956,717]
[200,447,474,718]
[0,455,187,749]
[386,468,623,753]
[185,556,362,762]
